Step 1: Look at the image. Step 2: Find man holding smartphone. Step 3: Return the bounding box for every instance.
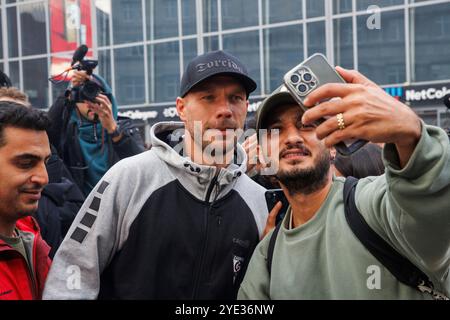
[238,66,450,299]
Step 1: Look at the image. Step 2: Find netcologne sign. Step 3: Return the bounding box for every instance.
[384,82,450,107]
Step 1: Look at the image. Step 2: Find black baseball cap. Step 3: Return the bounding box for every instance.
[256,85,301,131]
[179,50,257,98]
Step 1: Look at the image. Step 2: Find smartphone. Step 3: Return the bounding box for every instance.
[265,189,289,225]
[283,53,367,156]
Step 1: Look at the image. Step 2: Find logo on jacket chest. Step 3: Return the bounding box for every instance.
[232,237,250,285]
[233,255,245,285]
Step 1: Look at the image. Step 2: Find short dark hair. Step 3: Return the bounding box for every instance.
[0,101,50,147]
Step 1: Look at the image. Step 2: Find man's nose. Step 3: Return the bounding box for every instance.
[30,163,49,187]
[215,97,233,119]
[285,126,304,145]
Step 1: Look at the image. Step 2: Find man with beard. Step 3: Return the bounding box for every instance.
[0,102,52,299]
[238,67,450,299]
[43,50,268,299]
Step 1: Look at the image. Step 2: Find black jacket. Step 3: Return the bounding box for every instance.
[35,145,85,258]
[47,95,145,195]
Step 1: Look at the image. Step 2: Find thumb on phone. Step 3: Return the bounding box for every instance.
[262,201,283,239]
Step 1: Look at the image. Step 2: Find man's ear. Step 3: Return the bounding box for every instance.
[176,97,187,121]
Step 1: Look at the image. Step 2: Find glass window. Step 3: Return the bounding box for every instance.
[98,49,112,88]
[148,41,180,103]
[440,110,450,131]
[333,17,353,69]
[223,31,261,96]
[262,0,302,24]
[147,0,178,40]
[357,0,403,11]
[0,12,3,60]
[182,0,196,36]
[48,0,79,53]
[264,25,303,93]
[95,0,111,47]
[49,54,71,101]
[23,58,48,108]
[333,0,352,14]
[412,3,450,82]
[114,46,145,105]
[222,0,258,30]
[51,81,67,104]
[0,10,3,60]
[9,61,20,89]
[112,0,143,44]
[306,0,325,18]
[7,7,19,58]
[203,0,218,33]
[307,21,326,57]
[358,10,405,85]
[417,109,438,126]
[204,36,219,52]
[183,39,197,72]
[20,2,47,56]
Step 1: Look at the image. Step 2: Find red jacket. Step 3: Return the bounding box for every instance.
[0,216,51,300]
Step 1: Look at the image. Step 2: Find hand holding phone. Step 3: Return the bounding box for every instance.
[265,189,289,226]
[283,53,367,155]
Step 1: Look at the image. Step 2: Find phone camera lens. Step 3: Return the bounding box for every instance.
[303,72,313,82]
[297,83,308,93]
[290,74,300,84]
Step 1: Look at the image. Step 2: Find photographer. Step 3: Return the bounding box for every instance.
[47,71,145,196]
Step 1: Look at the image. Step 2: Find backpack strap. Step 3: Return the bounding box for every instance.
[343,177,448,300]
[266,221,282,276]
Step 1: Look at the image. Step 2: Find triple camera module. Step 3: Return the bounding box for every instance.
[289,68,317,96]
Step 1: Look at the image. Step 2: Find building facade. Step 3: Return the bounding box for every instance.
[1,0,450,131]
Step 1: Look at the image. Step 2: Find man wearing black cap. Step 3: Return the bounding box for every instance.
[238,67,450,299]
[43,50,269,300]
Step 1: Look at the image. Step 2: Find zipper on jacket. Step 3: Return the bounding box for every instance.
[21,230,39,299]
[192,169,220,299]
[29,233,39,299]
[26,262,38,300]
[205,211,223,281]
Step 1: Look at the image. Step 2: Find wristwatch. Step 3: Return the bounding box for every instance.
[110,124,122,139]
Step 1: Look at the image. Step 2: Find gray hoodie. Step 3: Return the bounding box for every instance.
[43,121,268,299]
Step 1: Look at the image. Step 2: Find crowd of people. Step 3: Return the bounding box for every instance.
[0,49,449,300]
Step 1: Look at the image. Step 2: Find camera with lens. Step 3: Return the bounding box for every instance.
[283,53,368,156]
[48,45,105,104]
[71,80,103,103]
[287,67,317,97]
[70,59,104,104]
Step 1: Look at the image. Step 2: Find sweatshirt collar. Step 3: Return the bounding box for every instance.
[150,121,247,184]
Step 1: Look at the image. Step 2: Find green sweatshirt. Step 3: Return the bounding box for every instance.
[238,124,450,300]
